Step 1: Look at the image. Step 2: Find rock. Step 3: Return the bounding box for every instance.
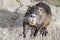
[0,0,38,13]
[0,9,19,27]
[18,0,31,6]
[2,0,20,12]
[17,6,28,14]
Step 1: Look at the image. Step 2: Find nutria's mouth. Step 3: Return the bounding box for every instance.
[29,18,36,25]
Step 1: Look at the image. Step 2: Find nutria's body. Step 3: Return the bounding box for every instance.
[23,2,52,38]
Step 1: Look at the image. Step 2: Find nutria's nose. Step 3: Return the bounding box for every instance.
[31,15,33,17]
[31,14,37,17]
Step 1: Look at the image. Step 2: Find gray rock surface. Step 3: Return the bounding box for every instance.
[0,9,19,27]
[2,0,20,12]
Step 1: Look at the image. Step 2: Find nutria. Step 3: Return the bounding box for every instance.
[23,2,52,38]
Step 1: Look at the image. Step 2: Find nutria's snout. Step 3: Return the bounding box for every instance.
[29,14,37,25]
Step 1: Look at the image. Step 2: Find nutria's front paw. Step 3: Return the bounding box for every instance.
[40,28,48,36]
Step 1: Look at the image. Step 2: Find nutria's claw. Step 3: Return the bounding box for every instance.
[23,34,26,38]
[42,30,48,36]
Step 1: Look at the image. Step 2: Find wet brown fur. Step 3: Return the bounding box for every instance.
[23,2,52,38]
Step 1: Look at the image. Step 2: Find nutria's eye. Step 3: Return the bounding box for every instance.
[35,12,39,15]
[35,13,39,15]
[35,13,37,15]
[40,9,43,11]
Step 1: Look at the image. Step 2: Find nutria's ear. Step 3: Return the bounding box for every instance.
[28,6,31,8]
[28,6,32,10]
[24,6,32,17]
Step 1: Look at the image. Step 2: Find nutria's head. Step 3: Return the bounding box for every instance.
[25,5,48,25]
[28,7,45,25]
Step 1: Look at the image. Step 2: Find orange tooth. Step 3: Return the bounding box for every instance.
[29,18,34,25]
